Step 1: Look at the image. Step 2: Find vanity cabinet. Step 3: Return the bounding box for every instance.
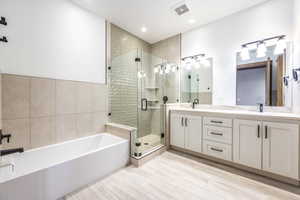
[233,120,262,169]
[170,113,202,153]
[170,110,300,182]
[234,120,299,179]
[262,122,299,179]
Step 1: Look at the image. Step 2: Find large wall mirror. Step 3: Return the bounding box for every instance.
[181,57,213,104]
[236,42,291,107]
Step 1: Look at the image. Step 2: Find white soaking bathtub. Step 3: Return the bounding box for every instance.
[0,133,129,200]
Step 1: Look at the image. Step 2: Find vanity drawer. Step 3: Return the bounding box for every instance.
[203,126,232,144]
[203,140,232,161]
[204,117,232,127]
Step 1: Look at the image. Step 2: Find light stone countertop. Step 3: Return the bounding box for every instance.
[170,107,300,122]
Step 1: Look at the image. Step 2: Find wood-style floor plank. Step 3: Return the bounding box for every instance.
[66,152,300,200]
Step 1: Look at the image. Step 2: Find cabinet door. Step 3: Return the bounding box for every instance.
[262,122,299,179]
[233,119,262,169]
[170,114,185,148]
[185,115,202,153]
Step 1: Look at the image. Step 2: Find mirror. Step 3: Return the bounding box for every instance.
[181,58,213,104]
[236,45,288,107]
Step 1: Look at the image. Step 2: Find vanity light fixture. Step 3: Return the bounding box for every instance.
[240,35,286,59]
[154,63,178,75]
[182,53,210,69]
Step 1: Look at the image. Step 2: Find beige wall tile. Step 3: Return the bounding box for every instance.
[31,117,56,148]
[2,119,30,150]
[30,78,55,117]
[56,80,77,115]
[2,74,30,120]
[56,114,77,143]
[93,112,108,133]
[76,113,94,137]
[92,84,107,112]
[76,82,92,113]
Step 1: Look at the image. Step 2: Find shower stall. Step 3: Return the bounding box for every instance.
[109,48,179,158]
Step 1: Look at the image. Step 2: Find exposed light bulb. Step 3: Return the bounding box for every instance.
[257,42,267,58]
[172,66,177,72]
[165,64,171,72]
[188,19,196,24]
[154,67,159,73]
[141,26,147,33]
[274,38,286,55]
[241,45,250,60]
[185,62,192,70]
[138,71,143,79]
[159,69,164,75]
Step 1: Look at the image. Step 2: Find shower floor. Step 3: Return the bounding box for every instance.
[137,134,162,154]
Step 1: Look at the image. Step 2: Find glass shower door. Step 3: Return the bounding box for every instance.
[135,50,165,157]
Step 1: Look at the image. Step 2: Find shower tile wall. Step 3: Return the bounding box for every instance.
[1,74,108,150]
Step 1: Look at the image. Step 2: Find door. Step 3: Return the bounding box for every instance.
[170,114,185,148]
[233,119,262,169]
[262,122,299,179]
[185,115,202,153]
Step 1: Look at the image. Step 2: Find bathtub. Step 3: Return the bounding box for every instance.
[0,133,129,200]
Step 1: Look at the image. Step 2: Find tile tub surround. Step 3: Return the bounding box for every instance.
[1,74,108,150]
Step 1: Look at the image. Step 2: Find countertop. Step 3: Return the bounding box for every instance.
[170,107,300,122]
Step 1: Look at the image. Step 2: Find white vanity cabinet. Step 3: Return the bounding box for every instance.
[233,120,262,169]
[262,122,299,179]
[234,120,299,179]
[170,113,202,153]
[170,109,300,182]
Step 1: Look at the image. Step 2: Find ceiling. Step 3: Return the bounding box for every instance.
[72,0,269,44]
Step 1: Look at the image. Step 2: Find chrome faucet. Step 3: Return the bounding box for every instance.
[257,103,264,113]
[0,129,11,145]
[192,98,200,109]
[0,129,24,157]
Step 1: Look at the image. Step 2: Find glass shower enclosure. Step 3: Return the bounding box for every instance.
[109,48,177,158]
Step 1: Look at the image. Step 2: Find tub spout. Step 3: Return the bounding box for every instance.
[0,148,24,156]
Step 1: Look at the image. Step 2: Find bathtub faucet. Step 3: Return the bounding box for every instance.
[0,129,12,145]
[0,148,24,156]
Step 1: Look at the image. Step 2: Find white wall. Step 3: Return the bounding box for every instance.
[0,0,106,84]
[293,0,300,113]
[182,0,294,105]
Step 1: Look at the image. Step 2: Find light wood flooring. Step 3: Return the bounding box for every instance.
[66,151,300,200]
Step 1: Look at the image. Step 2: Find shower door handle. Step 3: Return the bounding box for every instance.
[141,98,148,111]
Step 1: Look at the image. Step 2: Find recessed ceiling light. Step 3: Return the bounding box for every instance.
[188,19,196,24]
[141,27,147,33]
